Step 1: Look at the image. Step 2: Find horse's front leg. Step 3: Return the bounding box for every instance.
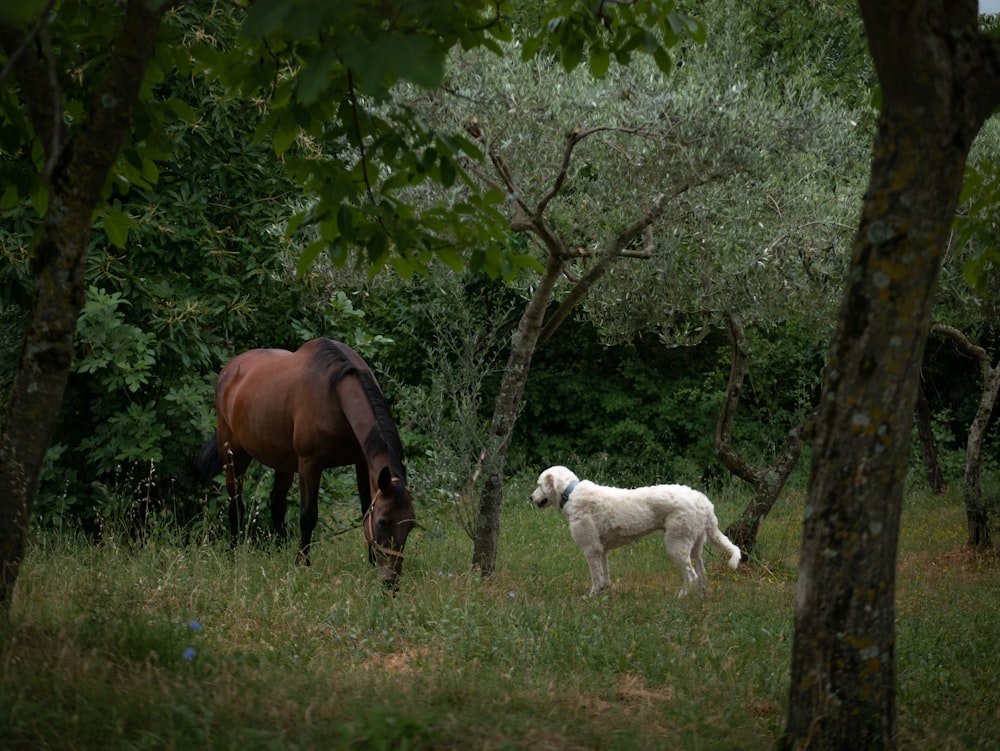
[355,462,375,566]
[269,470,294,547]
[296,464,321,566]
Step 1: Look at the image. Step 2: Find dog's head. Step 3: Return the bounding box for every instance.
[529,465,579,508]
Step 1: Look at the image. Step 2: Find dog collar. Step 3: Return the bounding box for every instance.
[559,480,579,508]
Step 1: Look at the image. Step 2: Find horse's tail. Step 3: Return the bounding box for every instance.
[187,431,224,485]
[708,515,742,569]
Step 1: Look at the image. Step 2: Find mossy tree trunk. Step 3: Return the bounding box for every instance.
[0,0,167,611]
[782,2,1000,748]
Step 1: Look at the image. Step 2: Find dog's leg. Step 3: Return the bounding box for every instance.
[665,536,700,597]
[585,549,609,595]
[692,534,709,595]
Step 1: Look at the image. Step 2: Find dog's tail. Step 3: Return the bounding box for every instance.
[708,518,742,569]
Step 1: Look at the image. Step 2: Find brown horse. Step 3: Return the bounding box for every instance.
[192,338,415,586]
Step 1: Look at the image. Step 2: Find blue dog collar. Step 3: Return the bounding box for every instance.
[559,479,579,508]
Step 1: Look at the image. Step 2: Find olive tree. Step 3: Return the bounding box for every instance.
[568,2,871,556]
[781,2,1000,747]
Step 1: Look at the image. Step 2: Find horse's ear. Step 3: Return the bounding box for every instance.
[378,466,392,493]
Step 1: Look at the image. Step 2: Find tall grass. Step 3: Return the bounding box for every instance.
[2,477,997,750]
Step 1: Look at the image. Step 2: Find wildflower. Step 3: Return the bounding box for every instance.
[508,591,516,598]
[183,647,196,661]
[188,620,201,632]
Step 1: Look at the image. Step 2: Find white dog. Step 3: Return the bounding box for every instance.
[530,465,741,597]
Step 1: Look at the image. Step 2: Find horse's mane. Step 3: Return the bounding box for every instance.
[313,339,408,483]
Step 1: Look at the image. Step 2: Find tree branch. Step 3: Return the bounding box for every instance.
[715,311,762,483]
[931,322,990,377]
[0,0,62,172]
[539,170,727,346]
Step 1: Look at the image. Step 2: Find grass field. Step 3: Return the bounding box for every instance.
[1,476,997,750]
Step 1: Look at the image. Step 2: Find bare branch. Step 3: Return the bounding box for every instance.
[346,69,376,206]
[538,169,731,346]
[535,125,651,218]
[931,322,990,376]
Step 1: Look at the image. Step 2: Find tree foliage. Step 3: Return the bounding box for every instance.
[0,0,708,608]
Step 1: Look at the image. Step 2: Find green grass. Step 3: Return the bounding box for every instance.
[2,479,997,750]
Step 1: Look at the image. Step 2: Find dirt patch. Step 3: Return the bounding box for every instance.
[615,672,674,704]
[359,645,438,674]
[898,546,1000,580]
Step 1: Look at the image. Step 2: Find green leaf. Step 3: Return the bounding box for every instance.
[296,47,338,105]
[242,0,291,38]
[0,184,21,211]
[366,231,388,265]
[0,0,47,24]
[297,239,326,277]
[668,12,706,45]
[328,237,348,265]
[387,35,446,89]
[29,183,48,216]
[521,34,542,61]
[963,252,988,291]
[285,210,308,238]
[318,217,339,242]
[101,207,131,249]
[436,247,465,272]
[337,205,355,241]
[439,156,456,188]
[562,39,585,73]
[140,158,160,186]
[589,47,611,78]
[272,118,298,156]
[652,46,673,76]
[164,97,197,123]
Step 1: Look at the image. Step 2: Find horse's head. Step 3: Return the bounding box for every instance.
[364,466,416,589]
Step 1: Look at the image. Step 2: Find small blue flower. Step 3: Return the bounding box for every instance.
[508,591,515,598]
[188,620,201,632]
[183,647,196,661]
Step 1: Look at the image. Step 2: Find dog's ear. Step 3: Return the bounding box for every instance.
[543,470,555,497]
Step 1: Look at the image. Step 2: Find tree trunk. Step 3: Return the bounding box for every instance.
[0,1,167,611]
[472,254,563,574]
[913,384,946,495]
[782,3,1000,749]
[716,312,814,559]
[930,323,1000,549]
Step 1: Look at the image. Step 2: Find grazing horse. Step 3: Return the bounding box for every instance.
[192,338,415,586]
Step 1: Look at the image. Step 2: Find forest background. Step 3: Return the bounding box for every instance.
[1,0,996,546]
[2,1,1000,748]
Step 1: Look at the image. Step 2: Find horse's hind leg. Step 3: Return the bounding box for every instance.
[224,445,252,546]
[269,470,294,546]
